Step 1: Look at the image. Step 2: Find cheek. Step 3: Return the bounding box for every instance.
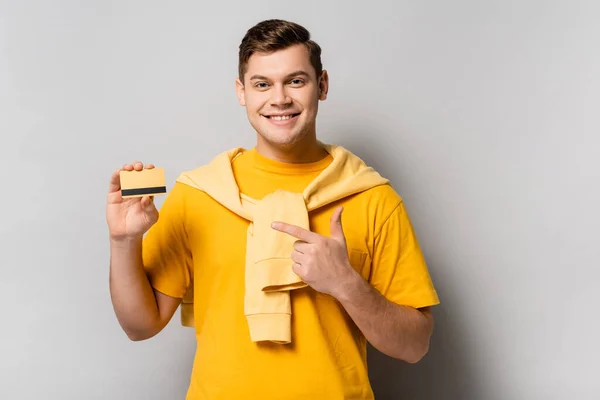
[247,97,268,115]
[241,92,257,109]
[298,93,319,112]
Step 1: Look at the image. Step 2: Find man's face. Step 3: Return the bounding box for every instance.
[236,44,328,149]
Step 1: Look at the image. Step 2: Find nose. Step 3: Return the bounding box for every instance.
[270,83,292,106]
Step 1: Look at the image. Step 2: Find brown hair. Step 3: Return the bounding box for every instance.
[238,19,323,83]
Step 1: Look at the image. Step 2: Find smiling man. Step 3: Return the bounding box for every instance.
[235,33,327,163]
[107,19,440,399]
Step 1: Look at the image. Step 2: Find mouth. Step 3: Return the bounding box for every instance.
[261,112,301,123]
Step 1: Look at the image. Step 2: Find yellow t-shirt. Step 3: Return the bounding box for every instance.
[142,148,439,399]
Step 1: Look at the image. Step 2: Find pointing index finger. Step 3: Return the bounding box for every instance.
[271,221,319,243]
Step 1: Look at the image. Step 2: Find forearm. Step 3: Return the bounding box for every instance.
[109,236,161,340]
[335,272,434,363]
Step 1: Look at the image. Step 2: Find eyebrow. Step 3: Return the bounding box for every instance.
[249,70,311,81]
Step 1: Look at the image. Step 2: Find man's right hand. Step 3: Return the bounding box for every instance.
[106,161,180,341]
[106,161,159,241]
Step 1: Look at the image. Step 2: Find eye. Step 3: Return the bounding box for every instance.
[289,78,305,86]
[254,82,269,89]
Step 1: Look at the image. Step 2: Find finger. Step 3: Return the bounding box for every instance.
[145,163,155,169]
[292,240,310,253]
[133,161,143,171]
[329,206,346,243]
[291,251,306,264]
[109,168,122,192]
[122,161,141,171]
[271,221,320,243]
[291,262,304,276]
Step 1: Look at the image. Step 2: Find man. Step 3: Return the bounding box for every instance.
[106,19,439,399]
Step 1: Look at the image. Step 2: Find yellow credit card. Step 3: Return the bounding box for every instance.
[119,168,167,198]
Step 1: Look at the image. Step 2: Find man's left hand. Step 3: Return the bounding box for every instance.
[270,206,359,298]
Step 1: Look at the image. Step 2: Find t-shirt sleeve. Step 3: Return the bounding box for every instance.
[369,200,440,309]
[142,181,193,299]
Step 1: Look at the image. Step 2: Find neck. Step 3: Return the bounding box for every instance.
[256,134,327,164]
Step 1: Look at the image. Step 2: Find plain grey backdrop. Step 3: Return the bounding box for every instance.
[1,1,599,399]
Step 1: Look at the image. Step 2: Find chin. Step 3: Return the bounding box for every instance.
[254,125,304,146]
[259,131,304,148]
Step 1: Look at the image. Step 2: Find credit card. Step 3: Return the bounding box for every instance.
[119,167,167,198]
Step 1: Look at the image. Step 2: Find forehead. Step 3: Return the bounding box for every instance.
[245,44,315,80]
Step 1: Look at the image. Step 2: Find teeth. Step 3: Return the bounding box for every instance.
[271,115,294,121]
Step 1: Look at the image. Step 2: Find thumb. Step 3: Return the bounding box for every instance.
[141,195,155,209]
[330,206,346,243]
[142,196,158,224]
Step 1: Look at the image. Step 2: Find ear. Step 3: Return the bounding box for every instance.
[318,70,329,101]
[235,77,246,106]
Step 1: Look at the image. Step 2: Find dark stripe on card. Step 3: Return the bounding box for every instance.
[121,186,167,196]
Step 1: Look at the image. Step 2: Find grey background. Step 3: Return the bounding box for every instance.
[1,1,599,399]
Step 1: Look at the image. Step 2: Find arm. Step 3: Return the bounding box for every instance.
[106,163,185,341]
[109,236,180,341]
[334,271,434,363]
[271,203,439,363]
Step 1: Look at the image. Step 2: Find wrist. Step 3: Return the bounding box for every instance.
[110,234,143,248]
[332,265,365,303]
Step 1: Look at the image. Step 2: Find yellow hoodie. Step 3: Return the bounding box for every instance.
[174,143,389,344]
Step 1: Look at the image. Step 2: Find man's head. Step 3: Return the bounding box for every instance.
[235,19,329,154]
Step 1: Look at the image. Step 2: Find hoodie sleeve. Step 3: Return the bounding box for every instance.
[369,200,440,309]
[142,181,193,299]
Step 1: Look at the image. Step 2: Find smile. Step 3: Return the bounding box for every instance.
[262,112,301,125]
[271,115,295,121]
[262,113,300,120]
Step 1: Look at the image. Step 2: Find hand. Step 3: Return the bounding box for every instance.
[106,161,159,241]
[271,207,360,298]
